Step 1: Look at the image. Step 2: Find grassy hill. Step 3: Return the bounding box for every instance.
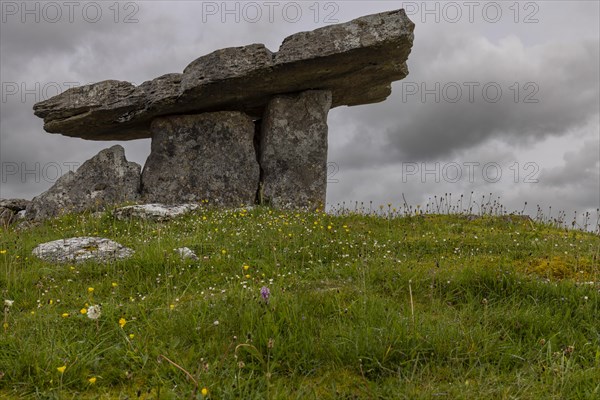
[1,206,599,399]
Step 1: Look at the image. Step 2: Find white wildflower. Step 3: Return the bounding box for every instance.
[4,299,14,308]
[87,304,102,320]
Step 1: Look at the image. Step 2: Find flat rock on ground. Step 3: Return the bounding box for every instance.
[32,237,134,263]
[113,204,199,221]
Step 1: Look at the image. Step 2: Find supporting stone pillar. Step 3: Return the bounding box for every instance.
[141,112,259,206]
[258,90,332,209]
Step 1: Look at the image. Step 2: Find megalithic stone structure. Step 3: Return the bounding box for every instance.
[30,9,414,213]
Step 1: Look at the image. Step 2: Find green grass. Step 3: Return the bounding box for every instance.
[1,206,599,399]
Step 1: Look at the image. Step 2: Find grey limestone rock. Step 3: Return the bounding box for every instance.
[141,112,259,206]
[113,203,200,221]
[33,9,414,140]
[26,145,141,220]
[32,236,134,263]
[0,199,31,227]
[258,90,332,209]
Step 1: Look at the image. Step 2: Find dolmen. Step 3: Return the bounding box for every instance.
[28,9,415,219]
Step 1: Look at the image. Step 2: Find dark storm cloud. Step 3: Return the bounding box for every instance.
[333,33,599,166]
[542,141,599,187]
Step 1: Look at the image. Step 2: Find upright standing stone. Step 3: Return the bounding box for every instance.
[26,145,141,220]
[259,90,332,209]
[141,112,259,206]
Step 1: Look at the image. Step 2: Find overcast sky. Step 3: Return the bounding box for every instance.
[1,0,599,225]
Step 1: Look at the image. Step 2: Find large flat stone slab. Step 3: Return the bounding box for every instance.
[33,9,414,140]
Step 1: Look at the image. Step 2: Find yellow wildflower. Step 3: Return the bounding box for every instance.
[57,365,66,374]
[0,250,6,254]
[87,287,94,293]
[111,282,118,288]
[88,377,97,384]
[119,318,127,328]
[201,387,209,396]
[61,313,70,318]
[80,308,87,315]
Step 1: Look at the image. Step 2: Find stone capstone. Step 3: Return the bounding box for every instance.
[32,9,414,140]
[32,237,134,263]
[259,90,332,209]
[113,203,199,221]
[140,112,259,206]
[26,145,141,220]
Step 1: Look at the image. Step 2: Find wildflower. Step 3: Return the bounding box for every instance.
[119,318,127,328]
[111,282,118,288]
[221,249,227,255]
[129,334,135,339]
[88,377,97,384]
[80,308,87,315]
[61,313,70,318]
[245,274,251,279]
[2,322,8,330]
[213,320,219,326]
[87,287,94,294]
[201,387,209,396]
[243,264,250,271]
[4,299,14,308]
[57,365,66,374]
[169,304,175,310]
[260,286,270,304]
[0,250,6,254]
[87,305,102,320]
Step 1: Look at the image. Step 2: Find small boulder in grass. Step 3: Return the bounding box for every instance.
[113,203,199,221]
[175,247,199,261]
[32,237,134,264]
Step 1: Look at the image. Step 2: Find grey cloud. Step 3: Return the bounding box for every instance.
[386,35,598,162]
[541,140,600,189]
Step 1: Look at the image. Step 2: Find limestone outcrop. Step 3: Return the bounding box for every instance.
[26,145,141,220]
[32,9,415,140]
